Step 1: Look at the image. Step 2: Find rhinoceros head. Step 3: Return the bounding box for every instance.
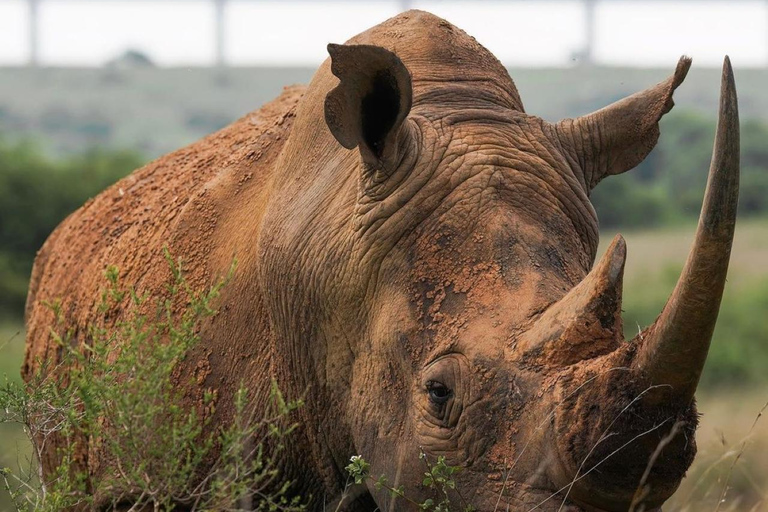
[258,11,739,511]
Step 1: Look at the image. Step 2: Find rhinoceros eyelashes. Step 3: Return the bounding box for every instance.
[420,355,468,431]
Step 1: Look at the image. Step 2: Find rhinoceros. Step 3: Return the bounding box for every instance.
[23,10,739,512]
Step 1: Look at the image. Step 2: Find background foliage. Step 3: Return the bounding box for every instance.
[0,139,143,318]
[592,112,768,228]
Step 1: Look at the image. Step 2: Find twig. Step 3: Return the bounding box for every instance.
[628,421,684,512]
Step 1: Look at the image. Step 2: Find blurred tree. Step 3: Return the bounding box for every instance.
[591,175,671,229]
[0,139,144,319]
[592,110,768,227]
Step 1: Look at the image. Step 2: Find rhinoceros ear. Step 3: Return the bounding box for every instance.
[325,43,413,171]
[555,56,691,192]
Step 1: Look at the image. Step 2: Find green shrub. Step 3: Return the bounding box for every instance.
[339,453,473,512]
[0,253,304,511]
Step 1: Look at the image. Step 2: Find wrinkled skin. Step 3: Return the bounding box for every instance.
[24,11,740,512]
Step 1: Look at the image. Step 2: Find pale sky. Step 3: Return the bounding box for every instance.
[0,0,766,67]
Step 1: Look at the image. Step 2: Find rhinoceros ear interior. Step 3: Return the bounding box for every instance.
[324,43,413,170]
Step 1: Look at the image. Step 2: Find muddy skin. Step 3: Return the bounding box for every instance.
[24,10,740,512]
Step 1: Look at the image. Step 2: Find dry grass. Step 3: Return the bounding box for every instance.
[668,391,768,511]
[600,217,768,288]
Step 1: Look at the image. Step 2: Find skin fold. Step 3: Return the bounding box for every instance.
[23,10,740,512]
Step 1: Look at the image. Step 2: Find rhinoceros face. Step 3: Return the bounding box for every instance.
[260,12,739,512]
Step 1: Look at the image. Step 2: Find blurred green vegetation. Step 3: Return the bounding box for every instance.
[0,139,143,320]
[598,217,768,391]
[592,111,768,228]
[0,324,27,512]
[621,258,768,390]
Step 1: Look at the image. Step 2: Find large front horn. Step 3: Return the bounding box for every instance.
[634,57,739,404]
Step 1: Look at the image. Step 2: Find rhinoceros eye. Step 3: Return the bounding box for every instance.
[426,380,452,405]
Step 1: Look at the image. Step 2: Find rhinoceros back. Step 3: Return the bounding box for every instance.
[23,84,305,404]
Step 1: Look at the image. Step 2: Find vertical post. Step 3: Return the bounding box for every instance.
[400,0,412,13]
[583,0,596,65]
[28,0,39,67]
[214,0,226,68]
